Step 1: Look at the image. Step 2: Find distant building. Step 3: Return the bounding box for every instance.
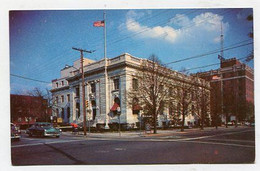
[193,58,254,124]
[10,94,52,128]
[51,53,210,129]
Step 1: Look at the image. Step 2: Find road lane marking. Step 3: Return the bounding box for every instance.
[114,148,126,151]
[169,129,255,141]
[95,150,109,153]
[11,139,86,148]
[206,138,255,143]
[11,142,45,148]
[176,140,255,148]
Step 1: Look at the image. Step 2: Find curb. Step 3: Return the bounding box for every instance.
[61,126,249,139]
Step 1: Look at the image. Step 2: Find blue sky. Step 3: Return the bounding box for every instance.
[10,8,253,94]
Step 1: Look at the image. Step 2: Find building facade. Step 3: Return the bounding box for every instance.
[51,53,210,129]
[193,58,254,124]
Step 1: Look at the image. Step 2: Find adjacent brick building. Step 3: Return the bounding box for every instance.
[193,58,254,124]
[10,94,52,128]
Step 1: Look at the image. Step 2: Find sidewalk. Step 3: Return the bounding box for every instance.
[61,126,245,139]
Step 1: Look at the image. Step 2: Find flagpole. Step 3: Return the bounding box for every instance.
[103,10,109,129]
[104,10,107,60]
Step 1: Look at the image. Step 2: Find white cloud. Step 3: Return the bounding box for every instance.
[123,10,229,44]
[170,14,191,27]
[125,11,179,43]
[192,12,224,31]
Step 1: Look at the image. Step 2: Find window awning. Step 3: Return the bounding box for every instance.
[110,103,119,112]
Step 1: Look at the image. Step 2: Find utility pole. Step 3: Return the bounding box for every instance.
[218,22,226,128]
[72,47,94,136]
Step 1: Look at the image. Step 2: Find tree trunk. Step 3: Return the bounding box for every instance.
[201,112,204,130]
[215,114,218,129]
[181,111,185,132]
[153,107,157,134]
[225,113,228,128]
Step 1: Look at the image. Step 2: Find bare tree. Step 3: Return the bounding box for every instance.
[193,82,211,130]
[25,87,51,122]
[174,78,194,131]
[128,54,171,134]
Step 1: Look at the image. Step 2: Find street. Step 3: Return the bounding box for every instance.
[11,127,255,165]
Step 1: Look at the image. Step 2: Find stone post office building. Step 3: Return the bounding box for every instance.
[51,53,210,129]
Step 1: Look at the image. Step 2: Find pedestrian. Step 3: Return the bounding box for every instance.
[71,123,79,135]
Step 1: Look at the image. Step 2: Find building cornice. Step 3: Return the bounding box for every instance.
[50,85,70,93]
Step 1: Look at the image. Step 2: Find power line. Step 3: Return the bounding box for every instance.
[186,56,250,72]
[26,38,253,84]
[27,9,232,74]
[14,9,252,83]
[10,74,50,84]
[11,55,252,88]
[165,41,253,66]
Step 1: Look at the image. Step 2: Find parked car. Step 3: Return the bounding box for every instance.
[244,122,250,126]
[26,122,61,138]
[11,123,21,141]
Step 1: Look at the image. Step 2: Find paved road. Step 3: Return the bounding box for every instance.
[11,127,255,165]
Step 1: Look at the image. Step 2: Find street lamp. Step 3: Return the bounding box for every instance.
[50,115,53,126]
[117,107,121,137]
[139,110,143,136]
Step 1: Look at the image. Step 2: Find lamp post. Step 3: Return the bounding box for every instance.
[139,110,143,136]
[117,107,121,137]
[50,115,53,126]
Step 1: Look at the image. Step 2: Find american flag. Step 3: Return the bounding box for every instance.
[93,20,105,27]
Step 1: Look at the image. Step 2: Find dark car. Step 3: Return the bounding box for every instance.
[11,123,21,141]
[26,122,61,138]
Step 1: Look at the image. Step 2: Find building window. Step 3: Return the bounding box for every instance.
[61,95,64,103]
[114,79,119,90]
[56,96,59,103]
[91,83,96,93]
[67,94,70,102]
[56,82,58,88]
[62,108,65,119]
[76,87,80,97]
[61,81,64,86]
[132,78,138,90]
[56,109,59,117]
